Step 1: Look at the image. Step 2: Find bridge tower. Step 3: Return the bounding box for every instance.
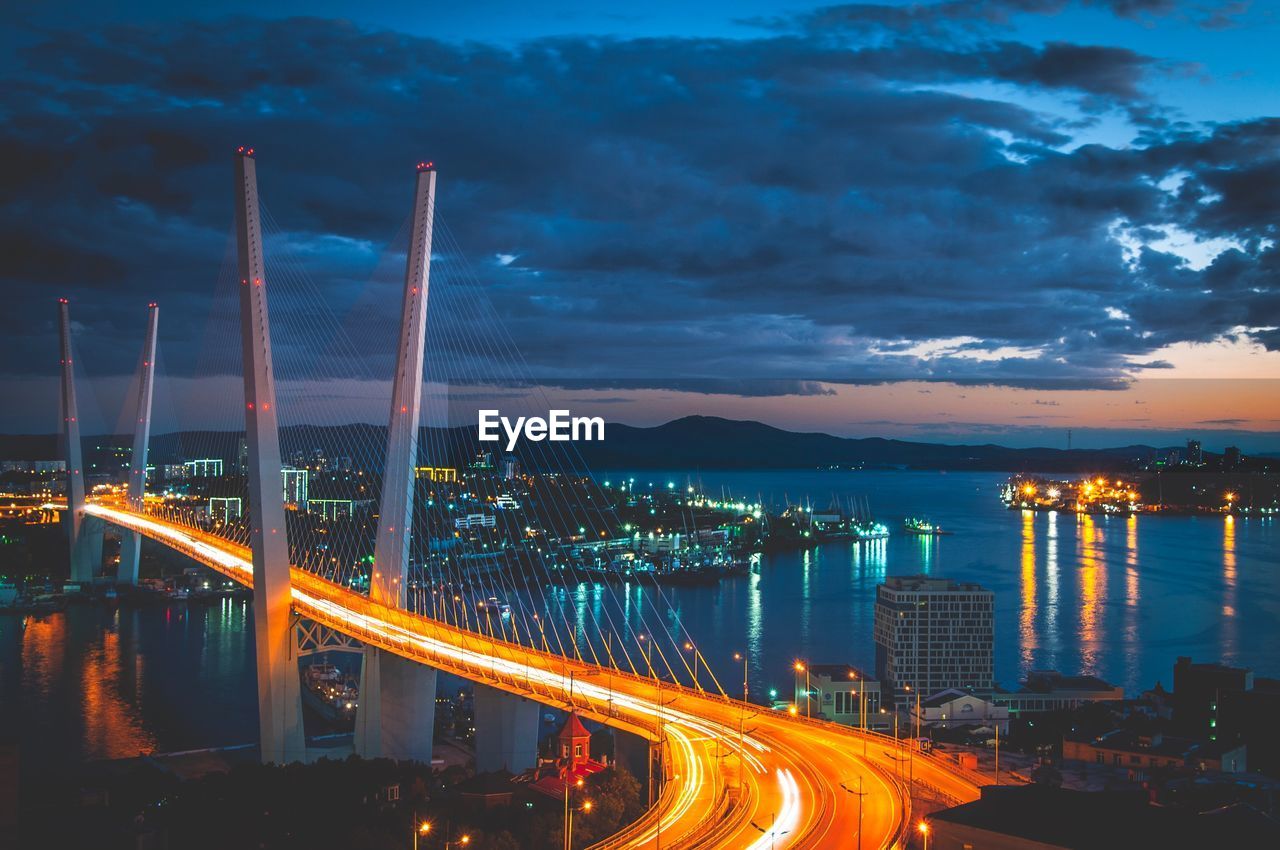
[58,299,103,583]
[355,162,439,762]
[119,303,159,585]
[234,148,306,764]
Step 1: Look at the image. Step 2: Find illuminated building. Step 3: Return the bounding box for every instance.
[415,466,458,482]
[184,458,223,478]
[1187,439,1203,466]
[281,467,308,506]
[454,513,496,530]
[874,576,994,708]
[208,496,242,522]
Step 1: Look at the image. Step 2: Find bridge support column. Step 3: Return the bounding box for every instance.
[234,148,305,765]
[354,648,437,762]
[370,162,436,608]
[473,684,540,773]
[58,298,97,585]
[120,302,159,586]
[72,515,104,582]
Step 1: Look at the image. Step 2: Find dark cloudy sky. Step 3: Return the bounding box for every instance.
[3,1,1277,447]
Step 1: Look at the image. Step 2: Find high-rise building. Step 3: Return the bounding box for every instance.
[208,496,242,522]
[237,436,249,473]
[184,458,224,478]
[1187,439,1203,465]
[502,456,519,480]
[281,467,308,507]
[874,575,994,707]
[308,498,352,521]
[1223,446,1242,470]
[415,466,458,482]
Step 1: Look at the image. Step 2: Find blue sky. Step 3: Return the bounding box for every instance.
[3,1,1277,446]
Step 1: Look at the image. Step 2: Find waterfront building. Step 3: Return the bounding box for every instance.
[281,466,308,506]
[454,513,496,530]
[993,670,1124,718]
[1223,445,1242,470]
[873,575,994,708]
[796,664,886,731]
[502,456,519,480]
[912,688,1009,733]
[1173,656,1280,775]
[183,458,223,478]
[1173,656,1252,741]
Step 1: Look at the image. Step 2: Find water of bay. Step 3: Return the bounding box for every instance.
[1,470,1275,771]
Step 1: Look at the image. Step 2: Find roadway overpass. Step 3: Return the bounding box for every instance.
[88,499,981,849]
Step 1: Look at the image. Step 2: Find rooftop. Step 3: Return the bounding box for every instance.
[1021,670,1122,694]
[808,664,874,682]
[930,785,1279,848]
[880,575,989,593]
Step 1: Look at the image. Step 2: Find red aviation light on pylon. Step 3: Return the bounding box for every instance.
[236,145,256,158]
[58,297,69,304]
[416,160,435,172]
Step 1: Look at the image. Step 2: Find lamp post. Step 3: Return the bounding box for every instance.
[445,834,471,850]
[564,783,591,850]
[794,661,809,717]
[840,777,867,850]
[413,820,431,850]
[684,641,699,690]
[563,778,587,850]
[733,652,749,791]
[918,820,930,850]
[750,812,789,850]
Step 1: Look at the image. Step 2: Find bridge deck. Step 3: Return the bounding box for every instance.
[88,501,982,850]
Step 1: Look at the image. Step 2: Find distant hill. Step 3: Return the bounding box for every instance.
[574,416,1164,472]
[0,416,1174,472]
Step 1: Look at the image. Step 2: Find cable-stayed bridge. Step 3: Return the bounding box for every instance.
[54,149,981,849]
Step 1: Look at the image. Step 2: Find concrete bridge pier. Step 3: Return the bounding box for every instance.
[354,648,437,762]
[473,684,540,773]
[70,515,104,584]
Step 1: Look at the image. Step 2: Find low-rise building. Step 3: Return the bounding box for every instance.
[1063,728,1246,776]
[913,688,1009,733]
[993,670,1125,717]
[799,664,887,730]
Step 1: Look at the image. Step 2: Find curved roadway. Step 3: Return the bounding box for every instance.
[86,501,981,849]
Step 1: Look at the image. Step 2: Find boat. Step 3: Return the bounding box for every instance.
[475,596,513,617]
[302,663,358,725]
[903,517,951,536]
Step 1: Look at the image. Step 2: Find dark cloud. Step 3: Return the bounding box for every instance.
[0,11,1275,429]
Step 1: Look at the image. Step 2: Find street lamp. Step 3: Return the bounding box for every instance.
[733,651,749,791]
[750,812,789,850]
[918,820,930,850]
[445,834,471,849]
[414,820,431,850]
[794,661,810,718]
[684,641,700,690]
[565,792,592,850]
[840,777,867,850]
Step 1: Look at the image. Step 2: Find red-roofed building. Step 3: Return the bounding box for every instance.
[525,713,608,800]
